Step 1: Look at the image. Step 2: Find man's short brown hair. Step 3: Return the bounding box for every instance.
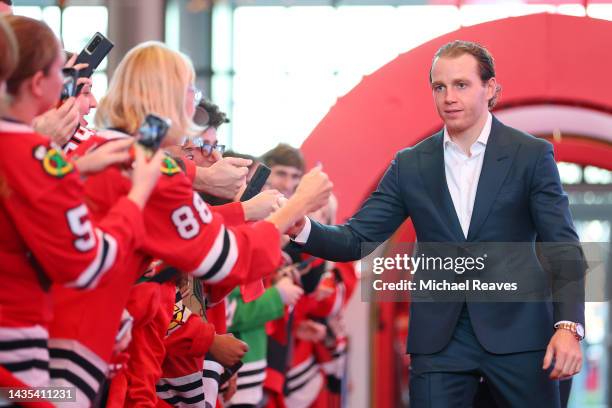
[430,40,502,109]
[260,143,305,173]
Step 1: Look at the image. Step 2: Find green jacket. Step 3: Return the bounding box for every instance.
[226,286,284,363]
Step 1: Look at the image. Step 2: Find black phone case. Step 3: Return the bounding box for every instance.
[239,164,271,202]
[136,114,170,152]
[74,32,114,92]
[219,361,243,385]
[60,68,78,100]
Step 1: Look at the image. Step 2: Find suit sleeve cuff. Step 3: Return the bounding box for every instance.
[292,217,312,244]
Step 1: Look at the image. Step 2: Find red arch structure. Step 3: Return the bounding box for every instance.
[299,13,612,407]
[301,13,612,223]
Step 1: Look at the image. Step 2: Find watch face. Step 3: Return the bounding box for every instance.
[576,324,585,338]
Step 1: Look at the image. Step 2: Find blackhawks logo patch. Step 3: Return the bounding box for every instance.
[167,300,192,336]
[160,156,181,176]
[34,145,74,178]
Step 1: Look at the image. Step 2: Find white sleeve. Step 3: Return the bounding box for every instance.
[292,216,312,244]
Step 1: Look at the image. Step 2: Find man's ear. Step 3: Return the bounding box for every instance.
[486,77,497,100]
[29,70,46,98]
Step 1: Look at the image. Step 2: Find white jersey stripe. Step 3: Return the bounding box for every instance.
[190,227,238,284]
[0,326,49,387]
[190,226,225,278]
[205,229,238,284]
[65,229,117,289]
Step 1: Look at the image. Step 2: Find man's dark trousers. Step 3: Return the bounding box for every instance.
[409,305,560,407]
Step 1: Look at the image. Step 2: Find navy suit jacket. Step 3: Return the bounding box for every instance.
[300,116,585,354]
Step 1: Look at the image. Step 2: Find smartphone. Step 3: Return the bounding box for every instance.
[115,315,133,342]
[60,68,78,101]
[74,32,114,93]
[296,256,316,271]
[239,164,271,202]
[219,361,243,385]
[136,114,171,152]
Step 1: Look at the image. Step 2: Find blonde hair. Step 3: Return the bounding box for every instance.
[95,41,200,141]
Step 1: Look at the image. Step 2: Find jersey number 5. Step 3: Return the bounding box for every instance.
[66,204,96,252]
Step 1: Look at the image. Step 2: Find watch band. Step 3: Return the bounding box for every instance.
[555,322,583,341]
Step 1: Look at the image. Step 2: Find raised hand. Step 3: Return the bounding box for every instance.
[242,189,284,221]
[194,155,252,199]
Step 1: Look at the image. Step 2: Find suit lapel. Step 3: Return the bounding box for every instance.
[466,117,519,241]
[418,132,465,242]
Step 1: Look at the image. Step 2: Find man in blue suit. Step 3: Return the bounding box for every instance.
[290,41,585,407]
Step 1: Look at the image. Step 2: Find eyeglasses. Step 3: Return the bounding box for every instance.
[179,136,225,157]
[188,85,203,107]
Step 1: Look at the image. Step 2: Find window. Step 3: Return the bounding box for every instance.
[217,3,600,156]
[13,4,109,123]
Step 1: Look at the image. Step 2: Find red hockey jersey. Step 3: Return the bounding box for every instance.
[49,131,282,404]
[63,125,97,155]
[0,121,145,388]
[108,281,176,408]
[156,302,215,407]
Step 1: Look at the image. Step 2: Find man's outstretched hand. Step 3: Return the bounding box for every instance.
[286,216,306,239]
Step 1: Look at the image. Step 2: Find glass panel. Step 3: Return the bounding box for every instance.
[584,166,612,185]
[233,7,289,74]
[61,6,109,70]
[396,6,460,53]
[42,6,61,38]
[211,0,234,73]
[508,4,556,17]
[284,6,337,74]
[12,6,61,38]
[558,162,583,185]
[587,4,612,21]
[12,6,43,20]
[459,4,516,26]
[165,0,181,51]
[557,4,586,17]
[335,6,399,75]
[210,74,233,147]
[569,218,611,408]
[232,72,289,155]
[232,71,338,156]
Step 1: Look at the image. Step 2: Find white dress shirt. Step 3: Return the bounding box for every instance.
[443,112,491,238]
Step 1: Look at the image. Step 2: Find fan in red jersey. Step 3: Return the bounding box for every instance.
[0,15,163,400]
[62,59,98,155]
[48,41,333,407]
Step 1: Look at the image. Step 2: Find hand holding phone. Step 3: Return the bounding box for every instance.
[239,164,271,201]
[116,315,133,343]
[60,68,78,101]
[136,114,171,153]
[74,32,114,93]
[219,361,243,385]
[296,256,316,271]
[209,333,248,368]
